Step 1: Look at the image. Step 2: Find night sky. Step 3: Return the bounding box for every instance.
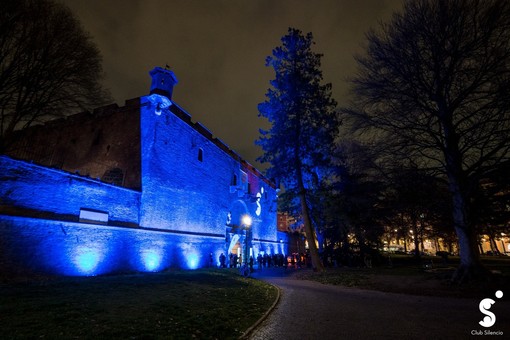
[64,0,403,169]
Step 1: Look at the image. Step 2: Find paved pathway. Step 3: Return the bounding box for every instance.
[248,268,510,340]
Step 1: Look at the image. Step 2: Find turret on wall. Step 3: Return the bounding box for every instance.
[149,66,178,99]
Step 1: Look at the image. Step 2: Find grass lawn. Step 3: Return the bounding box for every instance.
[0,269,278,339]
[294,254,510,298]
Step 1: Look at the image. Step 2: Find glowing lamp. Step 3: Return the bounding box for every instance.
[241,214,252,267]
[242,215,252,227]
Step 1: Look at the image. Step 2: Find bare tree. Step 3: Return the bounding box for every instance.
[0,0,110,150]
[346,0,510,282]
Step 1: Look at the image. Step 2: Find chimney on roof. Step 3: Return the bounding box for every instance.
[149,66,178,99]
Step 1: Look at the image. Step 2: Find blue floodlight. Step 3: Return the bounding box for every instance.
[73,247,102,275]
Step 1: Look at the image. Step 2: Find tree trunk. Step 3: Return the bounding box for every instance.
[411,217,421,259]
[452,224,489,282]
[439,104,489,283]
[298,190,324,272]
[295,164,324,272]
[450,189,489,283]
[478,241,483,255]
[489,234,500,255]
[316,230,325,254]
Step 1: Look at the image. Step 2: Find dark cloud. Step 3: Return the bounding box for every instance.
[64,0,402,169]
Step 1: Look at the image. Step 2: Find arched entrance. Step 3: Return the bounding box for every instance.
[226,200,251,265]
[227,234,241,256]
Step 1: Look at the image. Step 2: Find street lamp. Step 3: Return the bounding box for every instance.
[242,215,252,228]
[241,214,252,268]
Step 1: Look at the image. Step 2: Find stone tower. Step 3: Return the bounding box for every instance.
[149,66,178,99]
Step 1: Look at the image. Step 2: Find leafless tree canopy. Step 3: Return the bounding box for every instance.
[346,0,510,281]
[349,0,510,178]
[0,0,111,148]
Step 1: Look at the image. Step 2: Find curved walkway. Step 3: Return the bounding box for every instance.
[247,268,510,340]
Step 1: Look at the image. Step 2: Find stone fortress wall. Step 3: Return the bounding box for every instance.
[0,67,287,276]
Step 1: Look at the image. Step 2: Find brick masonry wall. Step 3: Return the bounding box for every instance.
[0,215,226,276]
[0,156,140,225]
[4,100,141,190]
[0,89,286,275]
[139,95,278,243]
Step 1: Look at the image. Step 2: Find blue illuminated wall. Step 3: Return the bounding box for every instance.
[139,69,279,246]
[0,67,287,276]
[0,215,224,276]
[140,94,238,234]
[0,156,140,225]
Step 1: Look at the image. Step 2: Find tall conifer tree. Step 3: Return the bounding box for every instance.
[257,28,338,271]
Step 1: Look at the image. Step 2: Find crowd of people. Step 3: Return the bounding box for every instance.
[216,250,381,271]
[218,252,312,271]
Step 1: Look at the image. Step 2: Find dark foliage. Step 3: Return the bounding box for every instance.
[257,28,339,271]
[346,0,510,282]
[0,0,111,149]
